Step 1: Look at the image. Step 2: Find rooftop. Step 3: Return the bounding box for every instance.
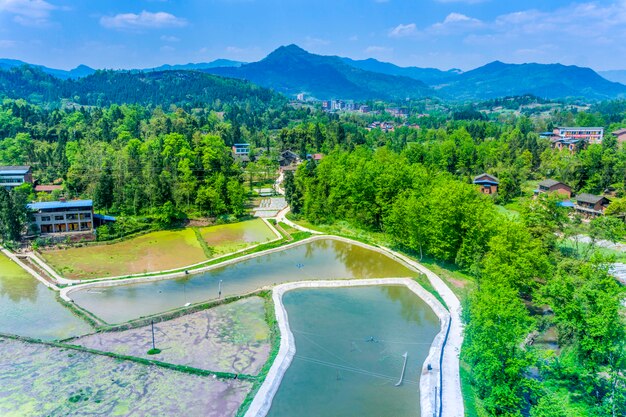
[612,128,626,135]
[558,126,604,130]
[0,165,31,175]
[538,179,568,188]
[473,173,499,184]
[575,193,608,205]
[27,199,93,211]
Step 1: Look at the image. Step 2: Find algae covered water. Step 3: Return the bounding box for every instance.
[0,254,92,340]
[267,285,440,417]
[71,239,418,323]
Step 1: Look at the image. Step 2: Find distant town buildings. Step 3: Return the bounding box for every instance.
[27,199,94,234]
[296,93,305,101]
[473,173,499,195]
[0,166,33,189]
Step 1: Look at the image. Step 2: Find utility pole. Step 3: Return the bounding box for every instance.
[151,320,156,351]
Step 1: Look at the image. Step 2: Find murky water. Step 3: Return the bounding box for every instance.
[267,286,440,417]
[0,254,92,340]
[71,239,418,324]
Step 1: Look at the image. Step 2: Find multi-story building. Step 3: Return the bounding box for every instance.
[27,200,93,234]
[555,127,604,144]
[0,166,33,189]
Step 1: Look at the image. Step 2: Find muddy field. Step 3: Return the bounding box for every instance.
[41,220,277,280]
[0,337,251,417]
[75,297,271,375]
[41,228,206,279]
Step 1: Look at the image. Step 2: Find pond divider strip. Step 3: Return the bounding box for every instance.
[244,278,451,417]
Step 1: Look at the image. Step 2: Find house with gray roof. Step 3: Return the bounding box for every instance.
[535,179,572,198]
[574,193,611,216]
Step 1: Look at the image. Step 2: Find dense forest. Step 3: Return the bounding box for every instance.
[0,65,625,415]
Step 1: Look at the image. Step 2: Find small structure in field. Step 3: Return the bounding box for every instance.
[574,193,611,216]
[473,173,499,195]
[535,179,572,198]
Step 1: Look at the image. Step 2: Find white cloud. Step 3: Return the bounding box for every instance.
[432,12,481,30]
[160,35,180,42]
[0,39,17,47]
[364,45,393,58]
[160,45,175,52]
[0,0,56,26]
[389,23,417,38]
[303,36,330,48]
[435,0,488,3]
[100,11,187,30]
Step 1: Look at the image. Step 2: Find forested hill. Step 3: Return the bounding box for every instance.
[0,66,282,108]
[438,61,626,100]
[204,44,433,101]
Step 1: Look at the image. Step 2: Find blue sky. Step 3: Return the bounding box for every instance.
[0,0,625,71]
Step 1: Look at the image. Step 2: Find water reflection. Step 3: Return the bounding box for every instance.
[71,239,418,324]
[0,273,39,303]
[267,286,439,417]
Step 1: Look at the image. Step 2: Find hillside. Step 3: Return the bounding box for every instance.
[204,45,433,100]
[0,59,95,79]
[340,57,461,85]
[0,66,280,107]
[439,61,626,100]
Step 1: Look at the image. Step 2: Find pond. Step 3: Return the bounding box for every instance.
[267,286,440,417]
[70,239,418,324]
[0,253,92,340]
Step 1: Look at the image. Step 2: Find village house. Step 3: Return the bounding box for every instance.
[534,179,572,198]
[612,128,626,146]
[231,143,251,162]
[306,153,324,162]
[574,193,611,216]
[27,199,94,234]
[279,150,300,167]
[473,173,499,195]
[0,165,33,189]
[34,184,63,194]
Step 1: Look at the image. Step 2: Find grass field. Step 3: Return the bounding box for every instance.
[199,218,277,257]
[41,219,277,280]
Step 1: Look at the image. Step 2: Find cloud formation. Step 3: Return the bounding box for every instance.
[0,0,56,26]
[100,11,187,30]
[388,23,417,38]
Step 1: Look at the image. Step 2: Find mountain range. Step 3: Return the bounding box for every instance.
[0,58,244,80]
[2,45,626,101]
